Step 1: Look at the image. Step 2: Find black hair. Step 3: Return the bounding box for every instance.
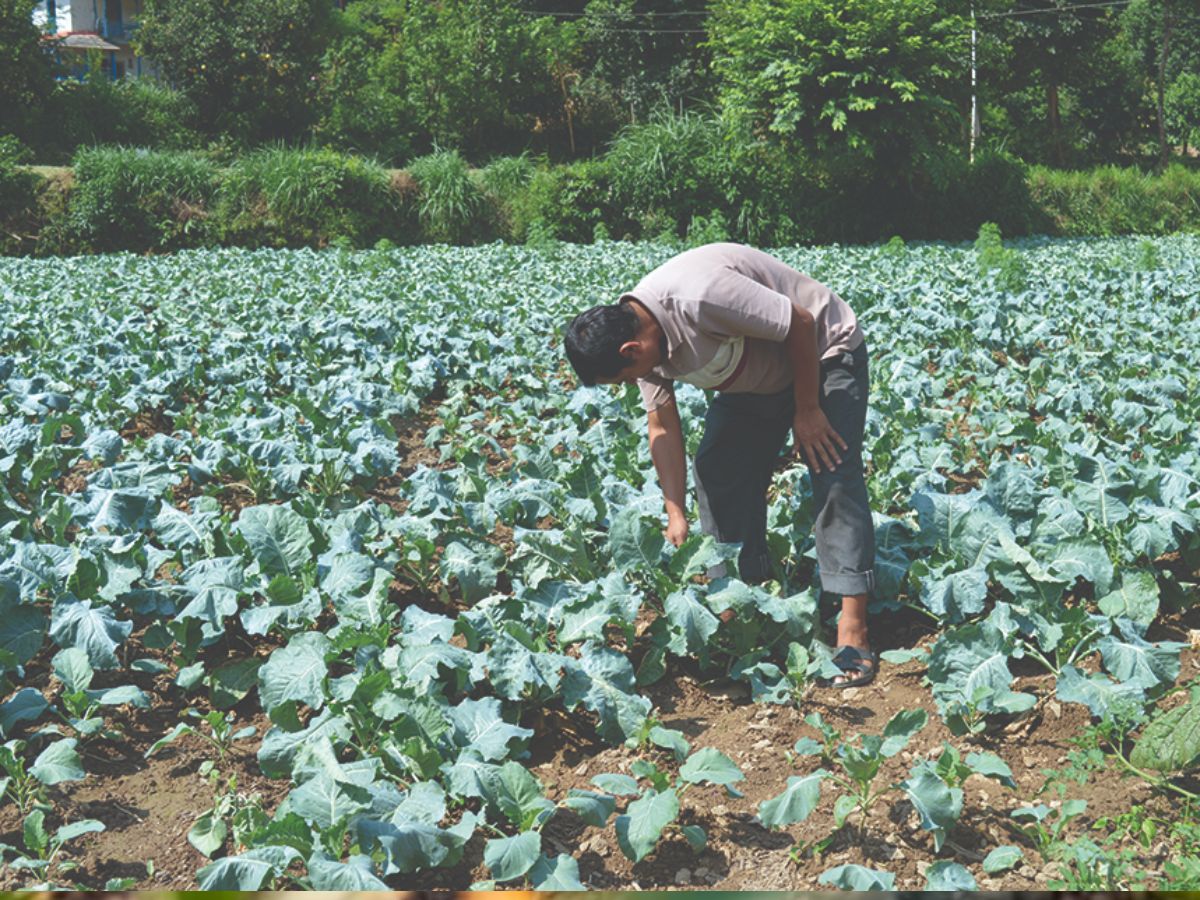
[563,302,639,386]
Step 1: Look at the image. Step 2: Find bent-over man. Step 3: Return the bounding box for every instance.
[563,242,877,687]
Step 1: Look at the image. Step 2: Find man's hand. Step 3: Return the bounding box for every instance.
[793,405,847,474]
[664,513,689,547]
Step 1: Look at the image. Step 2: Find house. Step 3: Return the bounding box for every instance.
[32,0,148,79]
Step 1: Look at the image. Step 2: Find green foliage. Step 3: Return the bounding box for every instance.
[478,154,536,242]
[0,0,56,142]
[595,746,742,863]
[707,0,969,178]
[41,79,202,163]
[0,135,40,255]
[134,0,333,144]
[1029,163,1200,236]
[316,0,562,162]
[0,236,1197,886]
[606,109,725,238]
[974,221,1029,291]
[217,146,403,248]
[69,146,220,252]
[1165,72,1200,150]
[514,158,622,243]
[406,149,485,244]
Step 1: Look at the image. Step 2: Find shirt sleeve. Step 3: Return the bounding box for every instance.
[637,372,675,412]
[696,267,793,341]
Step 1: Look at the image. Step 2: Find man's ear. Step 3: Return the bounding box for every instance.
[618,340,640,360]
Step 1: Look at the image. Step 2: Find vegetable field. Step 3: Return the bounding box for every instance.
[0,236,1198,891]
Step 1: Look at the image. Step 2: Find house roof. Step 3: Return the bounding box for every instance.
[52,32,121,51]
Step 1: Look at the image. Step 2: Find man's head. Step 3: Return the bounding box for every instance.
[563,300,664,386]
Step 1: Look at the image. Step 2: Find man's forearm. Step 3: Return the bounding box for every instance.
[787,302,820,412]
[648,403,687,521]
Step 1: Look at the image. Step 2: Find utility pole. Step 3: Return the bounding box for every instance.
[971,0,980,162]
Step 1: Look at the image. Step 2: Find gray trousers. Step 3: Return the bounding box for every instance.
[693,341,876,596]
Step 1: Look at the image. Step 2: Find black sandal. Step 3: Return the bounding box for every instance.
[825,645,878,689]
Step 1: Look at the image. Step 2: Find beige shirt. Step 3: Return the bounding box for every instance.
[622,243,864,412]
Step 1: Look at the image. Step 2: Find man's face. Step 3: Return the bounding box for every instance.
[594,338,661,385]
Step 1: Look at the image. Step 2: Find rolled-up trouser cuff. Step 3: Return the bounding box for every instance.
[818,567,876,597]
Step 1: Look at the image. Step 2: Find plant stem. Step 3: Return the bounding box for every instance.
[1104,736,1199,802]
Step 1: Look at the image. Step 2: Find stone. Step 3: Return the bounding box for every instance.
[753,738,772,750]
[675,869,691,886]
[695,867,709,878]
[1047,699,1062,719]
[574,762,588,775]
[712,804,729,817]
[842,687,860,700]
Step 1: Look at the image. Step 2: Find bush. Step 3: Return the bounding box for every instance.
[975,221,1027,291]
[217,146,404,248]
[1028,164,1200,236]
[406,149,486,244]
[39,79,202,163]
[605,109,726,238]
[0,135,41,255]
[478,154,536,242]
[69,146,219,252]
[708,132,817,246]
[517,159,624,243]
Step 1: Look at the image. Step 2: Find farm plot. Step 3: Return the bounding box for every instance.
[0,236,1198,890]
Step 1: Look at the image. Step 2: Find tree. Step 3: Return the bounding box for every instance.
[0,0,56,143]
[989,0,1118,167]
[1165,71,1200,153]
[706,0,970,183]
[134,0,335,145]
[1121,0,1200,167]
[316,0,565,161]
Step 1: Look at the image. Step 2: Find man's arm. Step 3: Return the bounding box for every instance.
[647,395,689,546]
[786,301,847,474]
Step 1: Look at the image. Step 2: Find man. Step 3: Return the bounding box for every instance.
[563,242,877,688]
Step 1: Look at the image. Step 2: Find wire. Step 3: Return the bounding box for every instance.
[517,1,1131,20]
[518,8,708,16]
[978,0,1131,18]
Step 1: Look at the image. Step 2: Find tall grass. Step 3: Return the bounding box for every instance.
[406,148,485,244]
[605,109,726,237]
[1029,164,1200,236]
[478,154,535,241]
[218,146,402,248]
[69,146,218,251]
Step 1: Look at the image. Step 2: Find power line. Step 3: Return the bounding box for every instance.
[978,0,1131,18]
[517,8,708,16]
[517,0,1131,18]
[509,2,1134,37]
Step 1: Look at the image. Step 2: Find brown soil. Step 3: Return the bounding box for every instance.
[120,405,175,442]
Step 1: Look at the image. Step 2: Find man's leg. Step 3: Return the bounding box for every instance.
[809,343,875,681]
[693,388,793,583]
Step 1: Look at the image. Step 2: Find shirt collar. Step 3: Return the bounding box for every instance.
[620,290,680,358]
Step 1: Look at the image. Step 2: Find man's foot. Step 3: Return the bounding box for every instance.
[825,645,877,688]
